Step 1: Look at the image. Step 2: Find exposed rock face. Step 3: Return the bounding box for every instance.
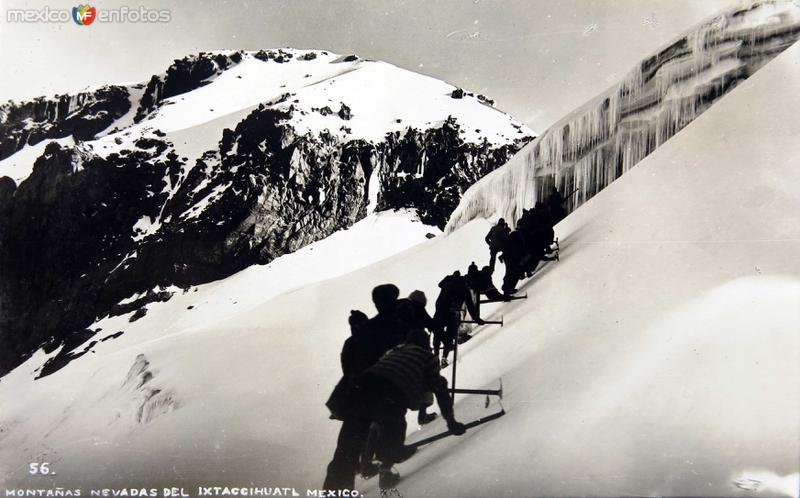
[134,51,243,122]
[447,1,800,232]
[0,49,533,376]
[0,86,131,160]
[0,141,183,376]
[373,117,525,226]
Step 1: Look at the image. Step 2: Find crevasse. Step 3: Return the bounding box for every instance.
[445,0,800,233]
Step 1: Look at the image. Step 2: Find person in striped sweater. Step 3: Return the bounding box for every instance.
[324,327,466,490]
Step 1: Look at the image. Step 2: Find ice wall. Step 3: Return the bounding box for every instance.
[446,0,800,232]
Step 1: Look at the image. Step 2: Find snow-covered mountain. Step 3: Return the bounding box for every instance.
[0,49,533,376]
[447,0,800,232]
[1,34,798,497]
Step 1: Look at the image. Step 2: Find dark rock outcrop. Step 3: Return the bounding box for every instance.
[134,51,243,122]
[0,139,183,376]
[0,86,131,160]
[370,116,524,226]
[0,50,533,377]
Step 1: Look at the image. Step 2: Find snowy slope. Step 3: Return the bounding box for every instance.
[0,48,533,378]
[0,136,74,183]
[1,40,799,498]
[84,49,530,212]
[13,49,531,182]
[0,209,441,486]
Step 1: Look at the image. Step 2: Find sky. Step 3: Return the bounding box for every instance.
[0,0,738,131]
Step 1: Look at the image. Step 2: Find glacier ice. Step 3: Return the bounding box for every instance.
[446,0,800,233]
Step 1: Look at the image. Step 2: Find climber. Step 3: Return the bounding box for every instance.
[546,185,567,225]
[323,328,466,491]
[484,218,510,272]
[406,290,437,336]
[394,297,438,426]
[465,261,481,307]
[500,230,527,296]
[518,219,557,276]
[339,310,372,376]
[365,283,406,360]
[432,271,484,367]
[355,295,438,481]
[472,265,509,303]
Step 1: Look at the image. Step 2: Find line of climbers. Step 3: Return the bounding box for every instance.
[485,186,567,295]
[323,186,569,491]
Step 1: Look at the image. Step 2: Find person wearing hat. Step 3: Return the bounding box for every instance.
[485,218,510,273]
[325,284,406,484]
[406,290,436,338]
[324,327,466,491]
[395,294,437,426]
[340,310,372,376]
[365,283,406,361]
[546,185,566,224]
[433,271,484,367]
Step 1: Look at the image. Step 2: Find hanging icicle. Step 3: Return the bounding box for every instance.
[445,0,800,234]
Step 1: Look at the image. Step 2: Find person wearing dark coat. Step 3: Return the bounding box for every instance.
[340,310,372,376]
[531,201,557,247]
[472,265,509,302]
[484,218,510,272]
[547,186,566,225]
[353,287,427,478]
[516,209,534,235]
[395,294,437,425]
[338,284,405,480]
[432,271,483,366]
[501,230,527,295]
[323,328,466,491]
[466,261,480,278]
[406,290,436,337]
[516,211,558,278]
[524,232,558,277]
[365,283,406,362]
[465,261,488,316]
[327,308,384,480]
